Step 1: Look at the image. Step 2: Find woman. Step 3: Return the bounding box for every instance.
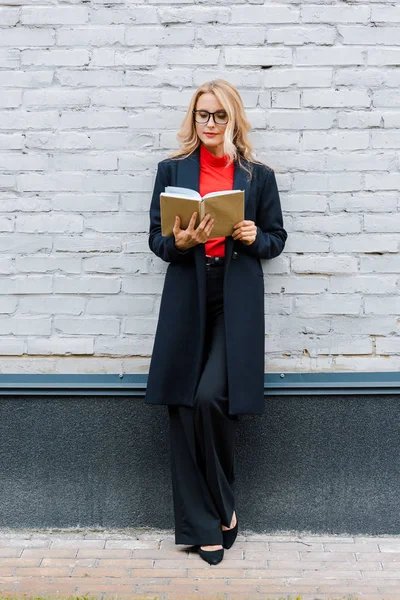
[145,79,287,565]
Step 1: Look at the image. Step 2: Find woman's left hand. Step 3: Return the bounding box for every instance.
[232,220,257,246]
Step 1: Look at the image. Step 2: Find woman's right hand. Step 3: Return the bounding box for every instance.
[173,212,214,251]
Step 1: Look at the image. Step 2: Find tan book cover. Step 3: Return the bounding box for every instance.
[160,186,245,238]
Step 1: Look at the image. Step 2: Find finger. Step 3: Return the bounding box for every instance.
[172,215,180,234]
[187,212,197,231]
[205,219,214,234]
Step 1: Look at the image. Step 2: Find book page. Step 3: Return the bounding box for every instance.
[203,189,242,199]
[165,186,201,199]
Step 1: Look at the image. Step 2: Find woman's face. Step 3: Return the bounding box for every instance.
[194,92,228,157]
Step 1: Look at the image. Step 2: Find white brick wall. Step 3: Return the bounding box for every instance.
[1,0,399,374]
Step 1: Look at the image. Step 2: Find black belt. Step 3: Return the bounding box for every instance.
[205,255,225,266]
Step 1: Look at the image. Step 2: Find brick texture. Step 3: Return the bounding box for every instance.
[0,0,399,373]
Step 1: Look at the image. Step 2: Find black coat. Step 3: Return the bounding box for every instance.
[144,145,287,416]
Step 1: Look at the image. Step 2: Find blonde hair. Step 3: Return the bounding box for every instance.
[168,79,270,180]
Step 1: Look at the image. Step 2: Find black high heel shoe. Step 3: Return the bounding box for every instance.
[222,515,238,549]
[197,545,224,565]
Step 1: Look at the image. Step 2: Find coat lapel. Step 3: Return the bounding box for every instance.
[175,144,252,272]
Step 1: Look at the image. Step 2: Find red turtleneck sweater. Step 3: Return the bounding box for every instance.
[199,143,234,258]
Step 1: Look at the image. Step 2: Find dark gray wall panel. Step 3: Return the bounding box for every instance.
[0,395,399,534]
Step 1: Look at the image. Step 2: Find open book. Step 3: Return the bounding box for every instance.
[160,186,244,237]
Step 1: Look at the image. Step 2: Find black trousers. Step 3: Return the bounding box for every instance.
[167,260,239,546]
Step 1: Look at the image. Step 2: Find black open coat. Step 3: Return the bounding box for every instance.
[144,146,287,416]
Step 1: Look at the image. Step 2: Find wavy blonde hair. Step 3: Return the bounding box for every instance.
[168,79,269,179]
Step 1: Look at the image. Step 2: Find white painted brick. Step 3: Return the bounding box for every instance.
[193,69,262,88]
[0,71,53,88]
[54,317,119,336]
[16,215,83,233]
[294,295,362,316]
[292,215,361,234]
[12,318,52,336]
[53,194,118,212]
[59,109,128,130]
[265,275,329,295]
[268,26,335,46]
[364,297,400,315]
[371,6,400,22]
[57,70,123,88]
[94,336,154,356]
[0,339,24,355]
[83,256,148,274]
[303,90,370,109]
[265,315,331,336]
[0,28,55,47]
[0,134,24,150]
[339,25,400,45]
[296,48,364,66]
[125,67,192,87]
[264,68,332,88]
[329,275,397,295]
[21,6,88,25]
[21,48,90,67]
[91,88,160,107]
[122,276,164,295]
[364,214,400,233]
[54,236,121,253]
[270,90,300,109]
[198,26,264,46]
[0,298,17,314]
[0,90,22,108]
[368,49,400,66]
[0,216,14,232]
[265,335,372,357]
[0,276,52,295]
[90,7,158,25]
[0,175,16,190]
[0,110,58,130]
[337,111,382,128]
[125,26,194,46]
[292,256,358,275]
[25,132,91,150]
[284,234,330,254]
[360,256,400,273]
[268,111,335,130]
[0,235,52,253]
[16,256,81,273]
[0,153,48,171]
[18,297,85,315]
[331,235,398,254]
[26,338,94,355]
[0,49,20,68]
[54,275,120,294]
[330,316,398,336]
[52,154,118,172]
[162,47,220,65]
[159,7,230,24]
[115,48,159,66]
[303,132,369,151]
[124,318,157,336]
[231,6,299,23]
[85,214,148,233]
[371,130,400,149]
[225,47,291,66]
[329,193,397,213]
[376,338,400,355]
[57,27,125,46]
[0,7,20,26]
[282,195,327,212]
[373,90,400,108]
[86,296,154,316]
[24,89,90,108]
[301,6,370,24]
[17,173,85,192]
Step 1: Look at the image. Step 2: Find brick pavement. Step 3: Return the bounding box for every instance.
[0,528,399,600]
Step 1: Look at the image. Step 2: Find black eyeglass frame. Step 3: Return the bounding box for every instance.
[192,109,229,125]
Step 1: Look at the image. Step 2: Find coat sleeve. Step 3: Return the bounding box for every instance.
[239,166,287,259]
[148,161,194,263]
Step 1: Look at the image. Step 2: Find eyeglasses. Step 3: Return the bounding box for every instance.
[192,109,229,125]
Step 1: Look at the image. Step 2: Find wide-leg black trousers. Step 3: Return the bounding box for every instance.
[167,260,239,546]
